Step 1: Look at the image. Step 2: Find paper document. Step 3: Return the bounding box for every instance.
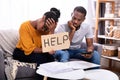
[66,61,100,70]
[38,62,73,74]
[38,61,100,74]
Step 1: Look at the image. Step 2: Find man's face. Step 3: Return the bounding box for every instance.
[71,11,85,28]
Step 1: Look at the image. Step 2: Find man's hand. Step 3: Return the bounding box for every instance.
[81,53,93,58]
[68,21,76,31]
[68,20,76,42]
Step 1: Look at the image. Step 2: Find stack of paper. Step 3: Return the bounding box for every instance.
[66,61,100,70]
[38,62,73,74]
[37,61,100,74]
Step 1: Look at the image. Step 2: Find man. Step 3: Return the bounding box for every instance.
[54,6,100,65]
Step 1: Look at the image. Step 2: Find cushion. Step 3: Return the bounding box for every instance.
[5,58,36,80]
[0,29,36,79]
[80,42,102,54]
[0,50,6,80]
[0,29,19,57]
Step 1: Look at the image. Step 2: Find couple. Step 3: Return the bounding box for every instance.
[13,6,100,80]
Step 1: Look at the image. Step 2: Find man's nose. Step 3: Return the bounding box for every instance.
[74,20,78,24]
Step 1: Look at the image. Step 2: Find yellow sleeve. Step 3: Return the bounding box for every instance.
[16,22,36,55]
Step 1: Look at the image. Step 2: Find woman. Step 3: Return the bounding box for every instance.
[13,7,61,80]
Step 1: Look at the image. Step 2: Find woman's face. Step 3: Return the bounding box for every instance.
[36,16,46,32]
[36,15,57,33]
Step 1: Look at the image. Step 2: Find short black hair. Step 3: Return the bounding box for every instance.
[74,6,87,17]
[44,7,60,22]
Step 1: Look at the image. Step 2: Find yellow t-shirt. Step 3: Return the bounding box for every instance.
[16,21,48,55]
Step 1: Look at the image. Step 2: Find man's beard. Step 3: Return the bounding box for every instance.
[74,24,80,30]
[73,24,80,30]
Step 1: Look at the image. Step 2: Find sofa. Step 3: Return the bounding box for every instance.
[0,29,102,80]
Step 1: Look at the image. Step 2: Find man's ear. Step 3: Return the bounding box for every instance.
[82,17,86,22]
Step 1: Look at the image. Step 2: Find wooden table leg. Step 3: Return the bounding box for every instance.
[43,76,47,80]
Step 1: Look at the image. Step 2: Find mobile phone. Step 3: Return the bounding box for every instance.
[81,51,92,54]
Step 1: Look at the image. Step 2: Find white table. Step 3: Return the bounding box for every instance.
[36,61,119,80]
[37,68,85,80]
[84,69,119,80]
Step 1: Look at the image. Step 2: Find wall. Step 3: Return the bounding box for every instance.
[0,0,95,30]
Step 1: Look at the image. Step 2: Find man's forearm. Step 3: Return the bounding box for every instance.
[69,30,75,42]
[87,45,94,52]
[86,38,94,52]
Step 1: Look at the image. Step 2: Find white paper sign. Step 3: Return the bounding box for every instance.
[41,32,70,52]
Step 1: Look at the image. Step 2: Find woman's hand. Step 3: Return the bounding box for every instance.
[46,18,57,34]
[34,47,42,53]
[48,50,55,55]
